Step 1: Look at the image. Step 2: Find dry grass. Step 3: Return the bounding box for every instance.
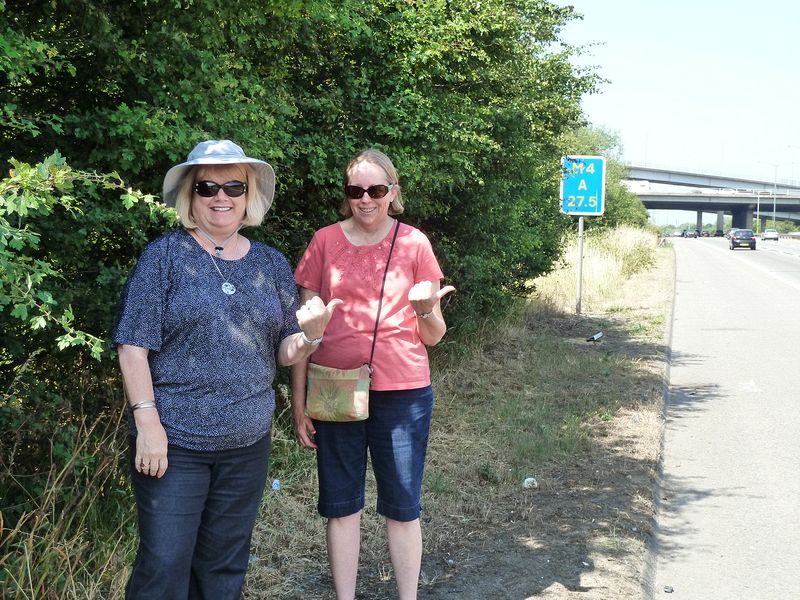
[0,226,671,600]
[0,413,132,600]
[246,225,673,599]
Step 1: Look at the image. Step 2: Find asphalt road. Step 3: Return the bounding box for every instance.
[650,236,800,599]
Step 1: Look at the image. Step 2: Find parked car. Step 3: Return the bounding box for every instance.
[761,228,779,241]
[714,230,724,237]
[729,229,756,250]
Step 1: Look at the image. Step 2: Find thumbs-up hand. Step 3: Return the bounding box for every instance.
[296,296,343,341]
[408,281,456,318]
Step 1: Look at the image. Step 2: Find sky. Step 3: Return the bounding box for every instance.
[555,1,800,225]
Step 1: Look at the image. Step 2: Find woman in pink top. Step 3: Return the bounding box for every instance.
[292,149,455,600]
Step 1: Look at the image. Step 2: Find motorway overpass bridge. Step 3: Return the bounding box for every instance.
[626,165,800,231]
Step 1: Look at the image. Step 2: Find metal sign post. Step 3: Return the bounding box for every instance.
[560,155,606,315]
[575,215,585,314]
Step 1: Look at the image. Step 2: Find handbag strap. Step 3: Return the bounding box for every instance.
[368,220,401,370]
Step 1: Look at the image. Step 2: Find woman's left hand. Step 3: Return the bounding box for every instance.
[408,281,456,317]
[296,296,343,340]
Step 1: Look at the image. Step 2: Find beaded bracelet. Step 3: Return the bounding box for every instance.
[300,332,323,346]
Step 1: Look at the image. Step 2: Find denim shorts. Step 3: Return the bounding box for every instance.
[313,385,434,522]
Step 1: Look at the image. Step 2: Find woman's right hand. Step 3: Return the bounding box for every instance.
[134,411,169,477]
[292,410,318,449]
[117,344,167,477]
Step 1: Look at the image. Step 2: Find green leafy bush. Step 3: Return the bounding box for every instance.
[0,1,606,594]
[1,152,173,516]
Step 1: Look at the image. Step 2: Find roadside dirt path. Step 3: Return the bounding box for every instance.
[417,250,673,599]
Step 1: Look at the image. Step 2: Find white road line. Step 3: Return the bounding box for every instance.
[698,241,800,292]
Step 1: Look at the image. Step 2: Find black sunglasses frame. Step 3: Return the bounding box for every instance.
[344,184,394,200]
[194,180,248,198]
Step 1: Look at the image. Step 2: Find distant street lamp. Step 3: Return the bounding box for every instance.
[772,165,778,228]
[759,161,779,230]
[753,190,772,233]
[755,190,761,234]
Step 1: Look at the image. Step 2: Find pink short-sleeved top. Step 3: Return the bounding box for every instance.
[294,221,444,391]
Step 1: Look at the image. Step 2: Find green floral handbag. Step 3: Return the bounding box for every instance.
[305,363,372,422]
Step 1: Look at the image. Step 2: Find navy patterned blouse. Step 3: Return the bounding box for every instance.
[113,228,301,451]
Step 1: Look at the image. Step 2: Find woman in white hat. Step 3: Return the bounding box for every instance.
[113,140,339,599]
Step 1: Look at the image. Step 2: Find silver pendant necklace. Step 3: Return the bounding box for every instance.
[195,226,241,257]
[209,254,236,295]
[194,227,241,295]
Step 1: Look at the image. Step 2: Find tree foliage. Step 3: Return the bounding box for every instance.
[1,0,598,529]
[560,126,650,229]
[0,153,173,510]
[3,0,597,313]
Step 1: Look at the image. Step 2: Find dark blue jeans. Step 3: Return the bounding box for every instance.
[125,434,270,600]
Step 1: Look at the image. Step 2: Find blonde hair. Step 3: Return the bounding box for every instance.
[339,149,404,217]
[173,164,268,228]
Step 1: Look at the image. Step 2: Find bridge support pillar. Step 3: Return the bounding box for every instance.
[731,208,753,229]
[716,211,725,234]
[696,211,703,233]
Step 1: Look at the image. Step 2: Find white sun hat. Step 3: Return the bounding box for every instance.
[161,139,276,211]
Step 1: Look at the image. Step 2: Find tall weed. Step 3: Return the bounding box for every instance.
[536,226,659,311]
[0,413,133,600]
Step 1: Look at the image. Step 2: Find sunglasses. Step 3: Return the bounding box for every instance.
[344,183,394,200]
[194,180,247,198]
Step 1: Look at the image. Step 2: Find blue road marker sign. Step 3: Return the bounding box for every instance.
[560,155,606,216]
